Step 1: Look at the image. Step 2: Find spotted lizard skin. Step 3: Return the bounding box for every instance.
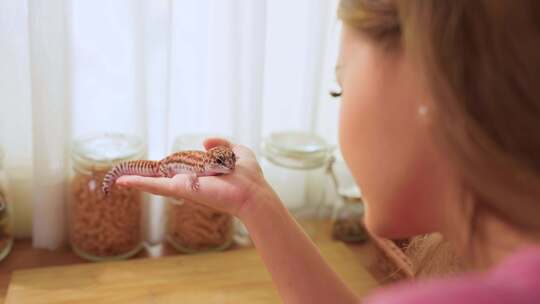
[102,146,236,195]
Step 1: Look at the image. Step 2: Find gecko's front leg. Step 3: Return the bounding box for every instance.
[187,173,200,191]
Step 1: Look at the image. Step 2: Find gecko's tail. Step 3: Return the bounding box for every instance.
[102,160,162,195]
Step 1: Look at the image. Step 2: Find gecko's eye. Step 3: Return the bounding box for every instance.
[216,158,224,165]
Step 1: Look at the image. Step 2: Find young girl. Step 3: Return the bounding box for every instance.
[118,1,540,303]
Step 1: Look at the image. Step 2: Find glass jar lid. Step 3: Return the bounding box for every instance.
[261,131,333,170]
[72,133,145,174]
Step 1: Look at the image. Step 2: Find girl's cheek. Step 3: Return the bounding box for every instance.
[338,93,357,179]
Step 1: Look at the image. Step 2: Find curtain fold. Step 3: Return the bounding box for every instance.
[28,0,71,249]
[233,0,267,152]
[0,0,33,239]
[140,0,172,245]
[0,0,341,249]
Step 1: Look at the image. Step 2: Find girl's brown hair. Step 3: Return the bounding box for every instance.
[339,0,540,273]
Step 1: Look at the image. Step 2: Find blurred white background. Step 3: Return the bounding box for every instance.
[0,0,342,248]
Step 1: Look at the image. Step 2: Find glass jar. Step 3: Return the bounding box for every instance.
[331,188,368,242]
[0,148,13,261]
[165,134,234,253]
[328,154,368,243]
[69,134,145,261]
[260,131,333,218]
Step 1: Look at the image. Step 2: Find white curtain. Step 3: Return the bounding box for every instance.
[0,0,342,249]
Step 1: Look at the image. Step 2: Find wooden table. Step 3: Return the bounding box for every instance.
[0,220,399,303]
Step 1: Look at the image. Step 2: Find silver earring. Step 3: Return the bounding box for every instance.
[418,105,428,116]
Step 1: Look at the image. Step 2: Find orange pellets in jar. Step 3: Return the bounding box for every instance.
[69,134,145,261]
[165,134,234,253]
[166,200,233,253]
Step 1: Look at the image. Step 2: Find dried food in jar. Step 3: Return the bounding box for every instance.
[70,170,142,260]
[167,200,233,253]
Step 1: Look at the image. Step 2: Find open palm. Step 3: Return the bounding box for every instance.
[116,138,271,217]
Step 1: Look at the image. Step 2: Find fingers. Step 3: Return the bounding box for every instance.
[203,138,231,150]
[203,137,256,161]
[116,176,177,197]
[117,174,226,203]
[231,144,256,159]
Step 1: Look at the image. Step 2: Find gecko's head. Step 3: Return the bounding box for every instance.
[206,146,236,174]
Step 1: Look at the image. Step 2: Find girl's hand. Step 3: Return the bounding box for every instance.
[116,138,275,219]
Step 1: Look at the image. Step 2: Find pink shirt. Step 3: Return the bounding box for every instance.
[365,247,540,304]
